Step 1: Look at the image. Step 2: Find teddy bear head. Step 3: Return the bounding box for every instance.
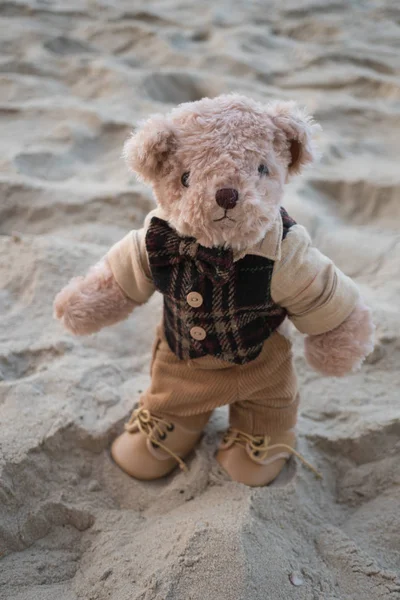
[124,94,319,250]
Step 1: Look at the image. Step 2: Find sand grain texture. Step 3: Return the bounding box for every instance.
[1,1,400,599]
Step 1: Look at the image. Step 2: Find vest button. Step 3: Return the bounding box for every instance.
[186,292,203,308]
[190,326,206,341]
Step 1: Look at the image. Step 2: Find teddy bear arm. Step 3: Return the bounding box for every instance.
[271,228,374,376]
[53,257,137,335]
[304,299,375,377]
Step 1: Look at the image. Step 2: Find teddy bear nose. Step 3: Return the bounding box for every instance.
[215,188,239,210]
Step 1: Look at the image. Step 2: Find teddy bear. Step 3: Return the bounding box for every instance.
[54,94,375,487]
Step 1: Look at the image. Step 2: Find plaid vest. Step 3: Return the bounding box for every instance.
[145,208,296,365]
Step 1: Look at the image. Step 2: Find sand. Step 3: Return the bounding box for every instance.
[1,1,400,598]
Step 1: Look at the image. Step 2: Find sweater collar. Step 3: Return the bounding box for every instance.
[233,211,283,262]
[145,207,283,263]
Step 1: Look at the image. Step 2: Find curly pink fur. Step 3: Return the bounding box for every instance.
[54,258,136,335]
[304,299,375,377]
[124,94,319,251]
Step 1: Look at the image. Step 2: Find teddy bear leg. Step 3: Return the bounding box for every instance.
[216,331,300,487]
[111,327,212,479]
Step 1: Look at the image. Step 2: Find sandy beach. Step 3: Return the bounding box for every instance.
[1,1,400,598]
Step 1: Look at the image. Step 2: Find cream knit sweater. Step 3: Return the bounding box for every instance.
[107,208,359,336]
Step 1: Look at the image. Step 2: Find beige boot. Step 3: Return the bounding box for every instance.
[111,407,204,480]
[216,429,321,487]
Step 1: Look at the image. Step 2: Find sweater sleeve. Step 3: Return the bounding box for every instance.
[106,219,156,305]
[270,224,360,335]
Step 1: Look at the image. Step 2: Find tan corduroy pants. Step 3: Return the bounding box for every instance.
[140,325,299,435]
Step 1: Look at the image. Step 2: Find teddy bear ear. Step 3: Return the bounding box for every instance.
[123,114,177,181]
[267,101,320,175]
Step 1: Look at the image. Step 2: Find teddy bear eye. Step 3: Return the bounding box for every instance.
[181,172,190,187]
[258,164,269,176]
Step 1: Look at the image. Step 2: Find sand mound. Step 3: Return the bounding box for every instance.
[1,1,400,599]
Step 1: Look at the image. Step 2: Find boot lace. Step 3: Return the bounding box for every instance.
[222,429,322,479]
[125,407,187,471]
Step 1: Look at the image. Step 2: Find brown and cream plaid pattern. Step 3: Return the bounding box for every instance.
[145,208,296,365]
